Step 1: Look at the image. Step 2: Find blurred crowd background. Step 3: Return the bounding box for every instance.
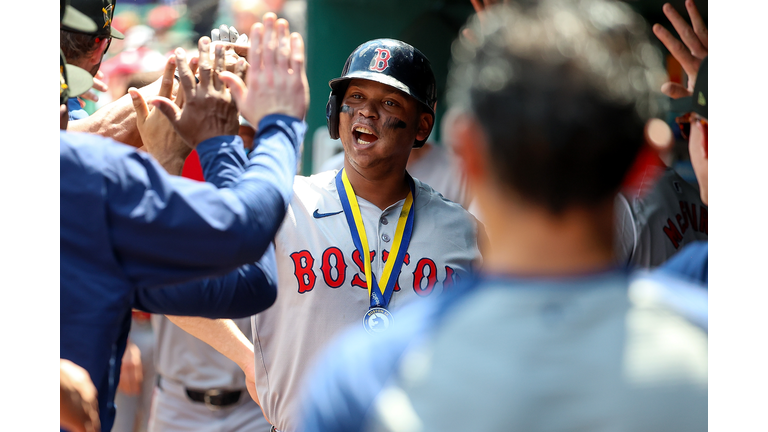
[88,0,705,179]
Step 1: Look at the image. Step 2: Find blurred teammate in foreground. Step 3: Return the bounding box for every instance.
[300,1,707,431]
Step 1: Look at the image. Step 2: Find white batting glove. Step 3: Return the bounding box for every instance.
[211,24,249,44]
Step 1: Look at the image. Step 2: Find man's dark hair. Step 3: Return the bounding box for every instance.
[448,0,666,213]
[60,30,101,63]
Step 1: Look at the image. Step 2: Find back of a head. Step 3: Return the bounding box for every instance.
[448,0,666,214]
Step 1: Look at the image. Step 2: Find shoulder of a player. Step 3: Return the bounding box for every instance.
[290,170,339,205]
[624,273,708,381]
[413,178,475,223]
[293,170,339,193]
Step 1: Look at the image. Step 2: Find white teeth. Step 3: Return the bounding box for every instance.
[355,127,374,134]
[357,138,371,145]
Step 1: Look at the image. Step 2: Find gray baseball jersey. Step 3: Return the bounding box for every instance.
[149,316,270,432]
[615,167,708,268]
[252,170,482,431]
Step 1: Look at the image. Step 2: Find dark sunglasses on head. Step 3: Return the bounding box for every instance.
[675,112,708,140]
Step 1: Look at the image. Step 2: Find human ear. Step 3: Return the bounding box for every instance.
[89,38,110,66]
[415,112,434,142]
[449,111,489,186]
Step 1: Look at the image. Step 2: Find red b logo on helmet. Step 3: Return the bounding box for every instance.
[369,48,391,72]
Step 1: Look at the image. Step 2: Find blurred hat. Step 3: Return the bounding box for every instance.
[61,0,97,33]
[62,0,125,39]
[61,50,93,105]
[670,57,707,119]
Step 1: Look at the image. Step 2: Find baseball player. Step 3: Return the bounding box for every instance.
[614,0,709,270]
[60,0,124,120]
[168,37,482,432]
[614,165,708,268]
[62,0,178,148]
[300,1,707,431]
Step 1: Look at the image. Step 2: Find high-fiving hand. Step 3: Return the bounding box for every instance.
[653,0,707,99]
[218,13,309,127]
[150,37,241,148]
[129,55,194,174]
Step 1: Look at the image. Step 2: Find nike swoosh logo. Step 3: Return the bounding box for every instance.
[313,209,343,219]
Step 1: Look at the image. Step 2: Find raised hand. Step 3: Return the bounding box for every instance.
[219,13,309,127]
[129,55,194,174]
[149,36,241,148]
[60,359,100,432]
[653,0,707,98]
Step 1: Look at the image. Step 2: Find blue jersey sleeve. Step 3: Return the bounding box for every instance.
[61,115,304,289]
[659,241,708,286]
[132,243,278,318]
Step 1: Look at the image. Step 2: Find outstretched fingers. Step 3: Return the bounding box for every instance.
[276,19,291,73]
[158,55,177,99]
[652,23,700,77]
[174,48,196,101]
[128,87,149,127]
[289,33,305,75]
[198,37,213,91]
[662,3,706,59]
[262,13,278,83]
[213,44,225,91]
[685,0,708,49]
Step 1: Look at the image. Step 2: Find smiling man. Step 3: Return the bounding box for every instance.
[172,38,482,432]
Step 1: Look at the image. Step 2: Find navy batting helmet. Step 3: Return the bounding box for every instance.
[326,39,437,148]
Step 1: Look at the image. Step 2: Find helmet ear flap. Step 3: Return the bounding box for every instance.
[326,93,340,140]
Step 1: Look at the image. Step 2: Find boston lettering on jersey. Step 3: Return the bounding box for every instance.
[289,247,462,296]
[662,200,708,249]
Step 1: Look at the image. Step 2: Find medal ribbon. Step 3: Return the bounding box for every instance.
[336,169,415,309]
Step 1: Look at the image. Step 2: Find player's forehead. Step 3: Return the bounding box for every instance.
[344,79,413,102]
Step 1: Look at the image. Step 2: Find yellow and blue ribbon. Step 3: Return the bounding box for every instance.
[336,169,415,309]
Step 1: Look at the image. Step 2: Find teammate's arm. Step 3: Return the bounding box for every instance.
[67,70,176,148]
[132,245,278,318]
[165,315,267,422]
